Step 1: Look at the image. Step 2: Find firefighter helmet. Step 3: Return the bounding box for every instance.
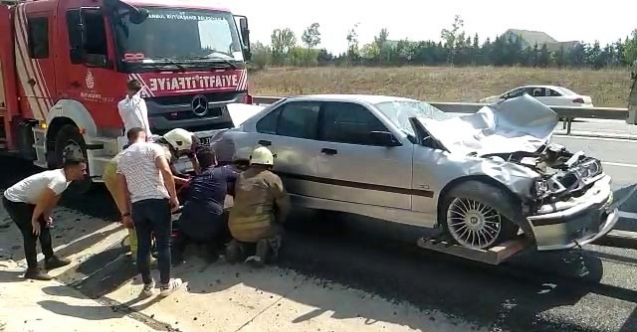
[250,146,274,166]
[162,128,194,153]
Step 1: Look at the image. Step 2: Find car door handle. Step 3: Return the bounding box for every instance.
[70,81,81,88]
[258,140,271,146]
[321,148,337,155]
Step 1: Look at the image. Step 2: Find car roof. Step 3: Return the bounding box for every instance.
[517,85,567,91]
[283,94,418,104]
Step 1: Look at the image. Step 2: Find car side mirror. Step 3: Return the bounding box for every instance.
[369,131,401,147]
[236,16,251,61]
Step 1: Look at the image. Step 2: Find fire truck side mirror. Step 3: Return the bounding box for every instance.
[70,48,84,64]
[236,16,251,61]
[129,8,149,24]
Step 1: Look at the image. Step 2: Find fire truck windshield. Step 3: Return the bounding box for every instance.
[112,7,244,66]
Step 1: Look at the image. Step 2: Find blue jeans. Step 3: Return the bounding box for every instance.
[132,198,172,284]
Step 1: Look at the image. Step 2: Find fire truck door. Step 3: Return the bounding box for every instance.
[14,4,55,121]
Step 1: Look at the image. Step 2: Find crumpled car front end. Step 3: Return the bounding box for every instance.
[483,145,618,251]
[420,95,618,251]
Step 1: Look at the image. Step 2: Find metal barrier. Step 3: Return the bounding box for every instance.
[252,96,629,135]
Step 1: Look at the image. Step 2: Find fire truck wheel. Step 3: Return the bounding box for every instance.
[54,124,93,195]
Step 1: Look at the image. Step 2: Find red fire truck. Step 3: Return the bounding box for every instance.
[0,0,252,192]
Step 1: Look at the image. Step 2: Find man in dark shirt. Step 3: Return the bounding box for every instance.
[171,146,239,265]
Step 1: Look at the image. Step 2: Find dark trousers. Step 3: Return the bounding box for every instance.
[173,210,229,259]
[132,198,172,284]
[2,196,53,269]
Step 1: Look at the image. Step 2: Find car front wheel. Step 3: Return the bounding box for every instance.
[441,181,520,250]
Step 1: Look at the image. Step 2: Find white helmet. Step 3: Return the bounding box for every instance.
[250,146,274,165]
[162,128,194,153]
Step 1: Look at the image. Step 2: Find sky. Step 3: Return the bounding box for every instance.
[214,0,637,54]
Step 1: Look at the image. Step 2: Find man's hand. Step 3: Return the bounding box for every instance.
[31,218,41,236]
[122,215,134,228]
[169,196,180,212]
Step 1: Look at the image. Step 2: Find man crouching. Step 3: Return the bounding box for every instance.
[226,146,290,268]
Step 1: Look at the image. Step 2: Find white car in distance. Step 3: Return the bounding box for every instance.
[480,85,594,107]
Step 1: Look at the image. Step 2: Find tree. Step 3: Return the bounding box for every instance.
[440,15,464,64]
[373,28,390,64]
[270,28,296,65]
[250,41,272,70]
[346,23,360,63]
[624,30,637,65]
[301,23,321,48]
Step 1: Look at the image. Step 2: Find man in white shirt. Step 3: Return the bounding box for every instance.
[118,79,152,140]
[2,156,87,280]
[116,128,184,297]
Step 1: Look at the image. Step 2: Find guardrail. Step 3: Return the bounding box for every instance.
[252,96,629,135]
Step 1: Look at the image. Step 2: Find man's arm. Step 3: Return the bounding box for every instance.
[32,188,60,223]
[154,146,178,202]
[115,174,131,216]
[270,175,291,223]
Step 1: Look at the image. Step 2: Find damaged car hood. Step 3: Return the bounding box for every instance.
[419,95,558,155]
[226,103,268,127]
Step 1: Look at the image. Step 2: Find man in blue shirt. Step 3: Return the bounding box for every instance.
[171,146,239,265]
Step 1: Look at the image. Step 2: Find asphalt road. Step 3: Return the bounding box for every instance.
[2,132,637,332]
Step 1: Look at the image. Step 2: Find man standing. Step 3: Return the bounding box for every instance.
[103,127,148,257]
[116,128,184,297]
[172,146,239,265]
[226,146,290,268]
[2,156,87,280]
[118,79,152,140]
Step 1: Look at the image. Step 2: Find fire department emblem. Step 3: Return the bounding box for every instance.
[85,70,95,89]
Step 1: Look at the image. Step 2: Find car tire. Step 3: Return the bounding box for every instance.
[440,180,520,250]
[53,124,93,195]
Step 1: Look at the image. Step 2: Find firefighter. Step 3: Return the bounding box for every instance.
[2,155,87,280]
[225,146,291,268]
[153,128,201,183]
[103,127,149,258]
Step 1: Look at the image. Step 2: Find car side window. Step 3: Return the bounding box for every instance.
[320,102,388,145]
[548,89,562,97]
[255,108,281,134]
[265,102,321,139]
[277,102,320,139]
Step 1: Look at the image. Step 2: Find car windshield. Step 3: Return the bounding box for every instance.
[375,100,453,136]
[112,7,243,64]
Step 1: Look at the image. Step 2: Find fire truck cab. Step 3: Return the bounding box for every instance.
[0,0,252,192]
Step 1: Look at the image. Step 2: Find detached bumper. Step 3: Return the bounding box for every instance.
[527,175,618,251]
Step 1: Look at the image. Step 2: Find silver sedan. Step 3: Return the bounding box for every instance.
[209,94,617,252]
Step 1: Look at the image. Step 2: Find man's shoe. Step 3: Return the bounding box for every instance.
[24,268,53,281]
[245,255,265,268]
[44,256,71,270]
[141,279,156,297]
[159,278,185,297]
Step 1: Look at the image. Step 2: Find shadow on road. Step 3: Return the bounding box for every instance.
[2,157,636,331]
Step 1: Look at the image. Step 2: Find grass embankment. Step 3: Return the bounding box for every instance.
[250,66,631,107]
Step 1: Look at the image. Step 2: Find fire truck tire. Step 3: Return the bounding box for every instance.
[54,124,94,195]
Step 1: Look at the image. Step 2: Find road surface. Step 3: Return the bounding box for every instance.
[1,130,637,332]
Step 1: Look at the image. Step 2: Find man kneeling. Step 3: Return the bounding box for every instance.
[226,146,290,268]
[172,146,239,265]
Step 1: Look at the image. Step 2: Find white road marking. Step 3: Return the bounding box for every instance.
[554,134,637,142]
[618,211,637,220]
[602,161,637,168]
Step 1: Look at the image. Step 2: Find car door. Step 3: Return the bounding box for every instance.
[250,101,325,198]
[315,101,413,210]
